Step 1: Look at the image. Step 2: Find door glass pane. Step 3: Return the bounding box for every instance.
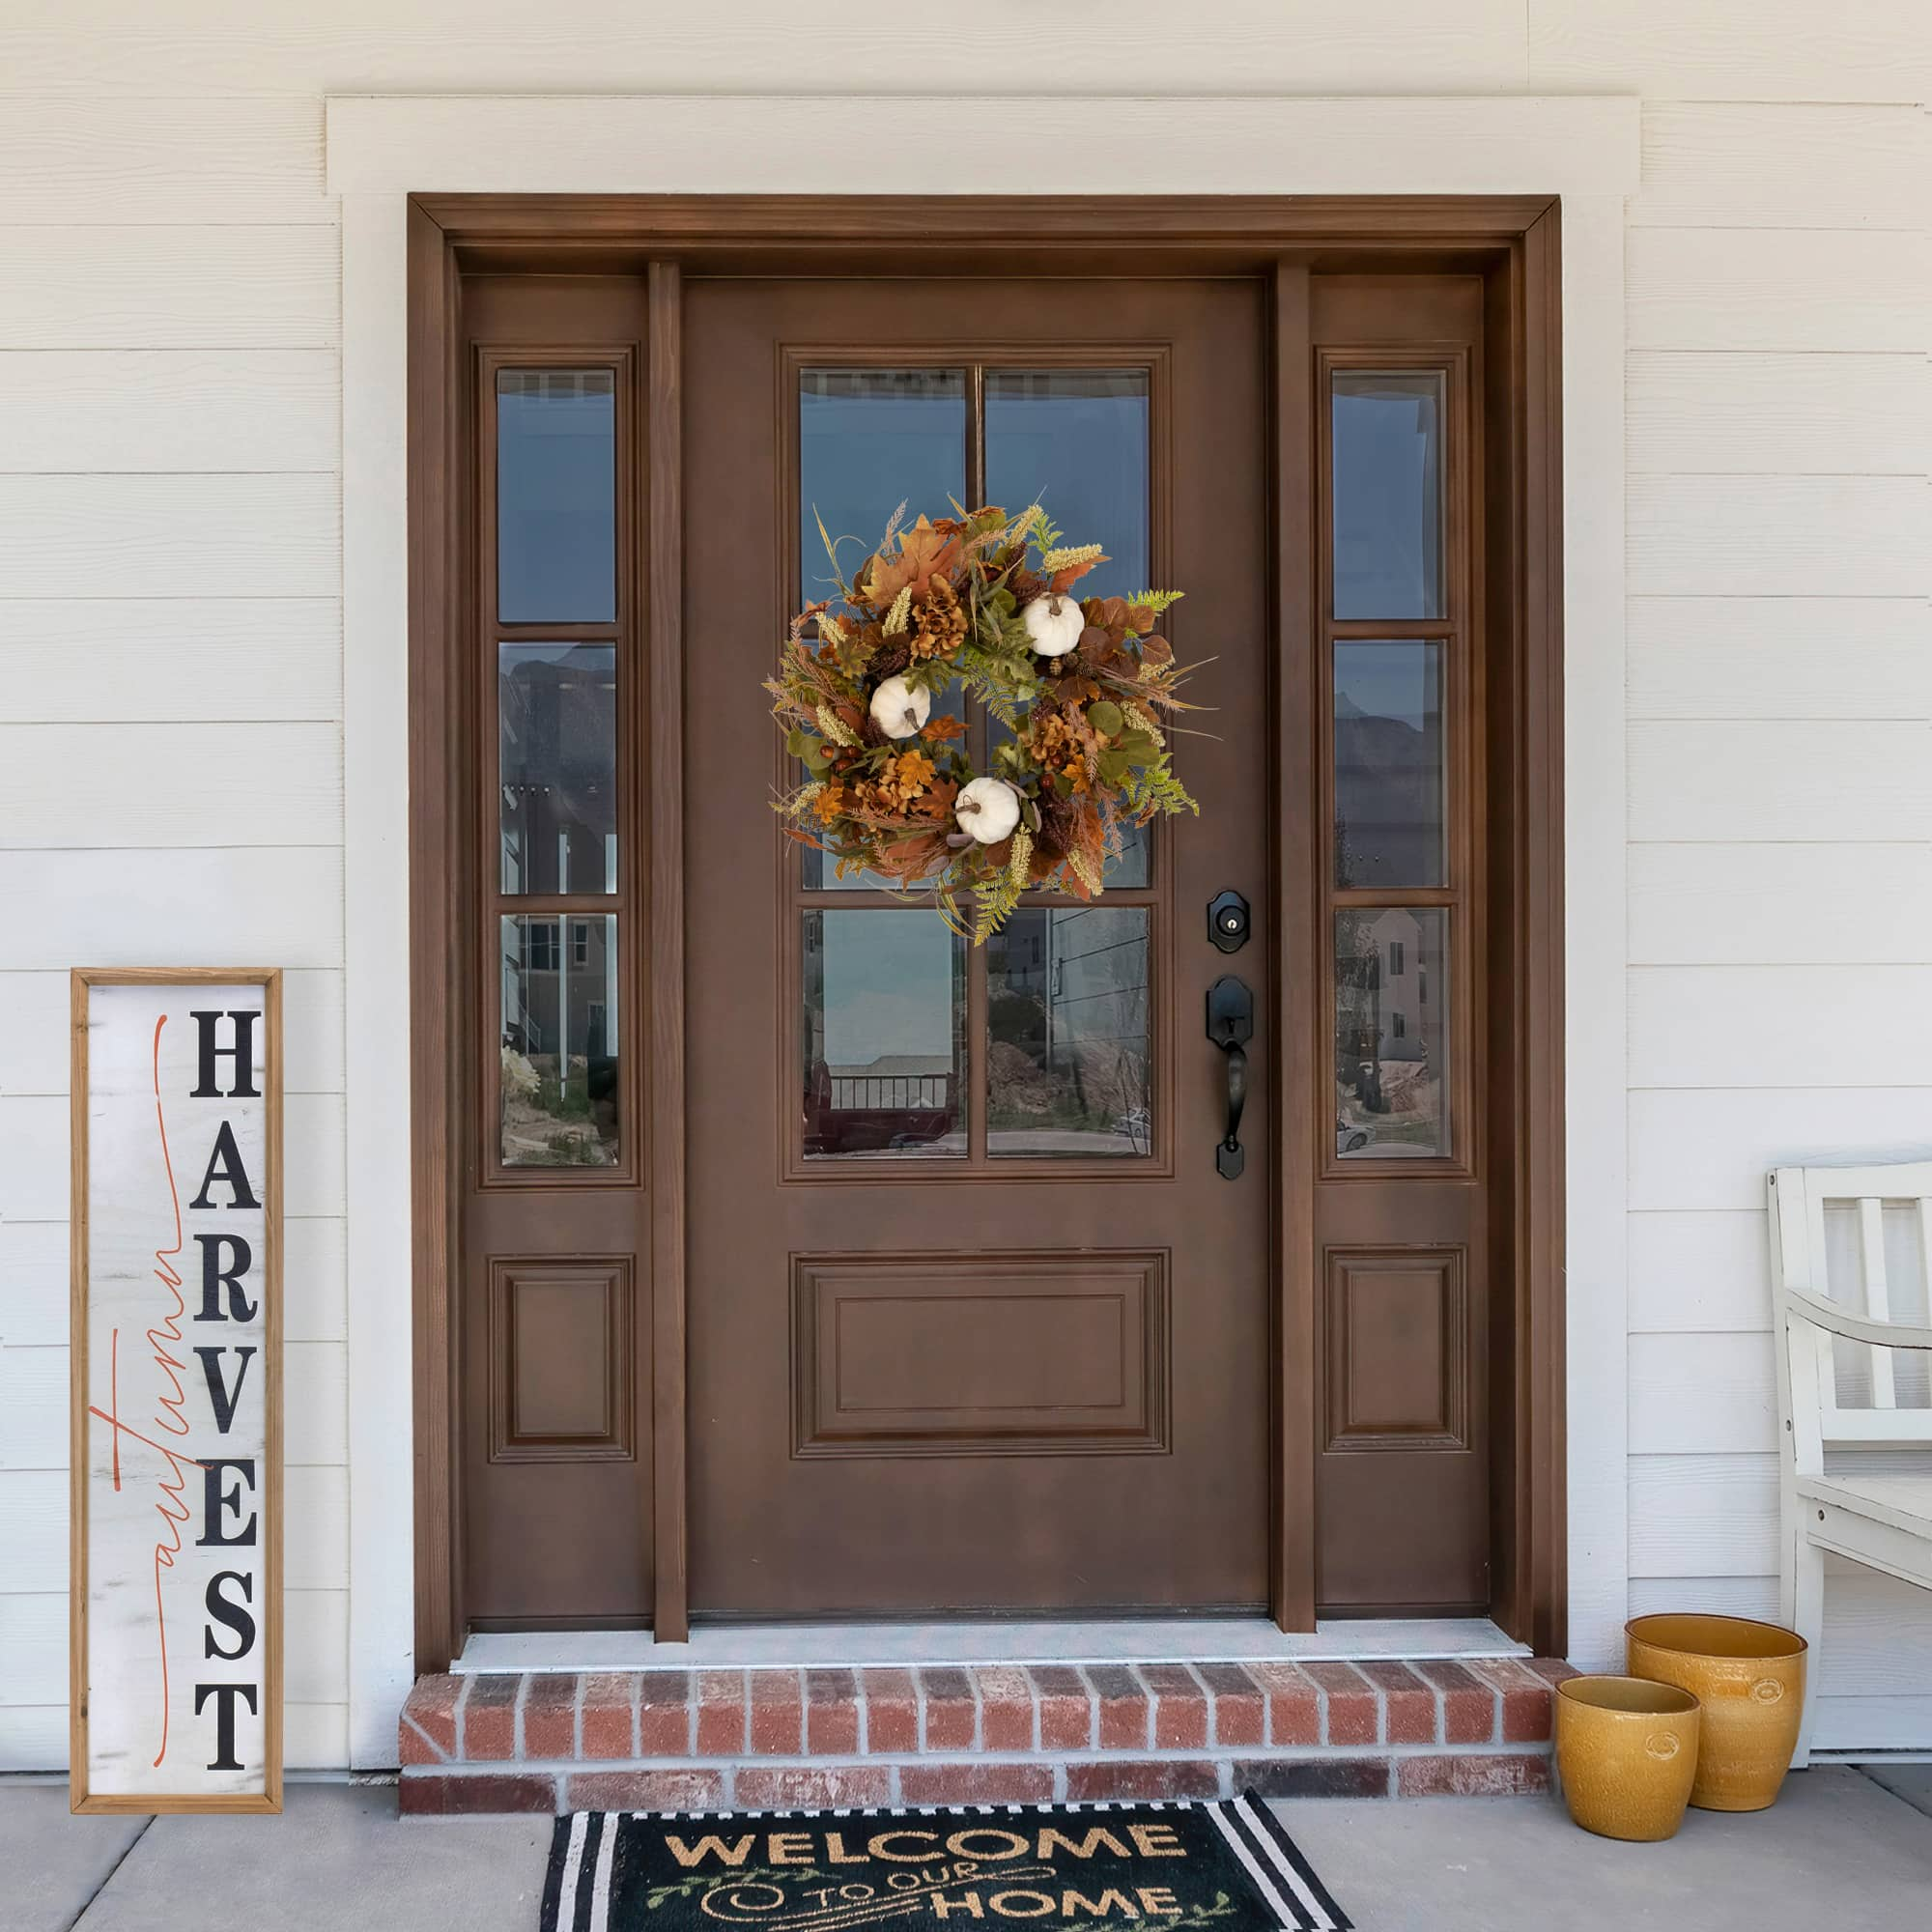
[497,369,616,624]
[800,367,966,601]
[1334,640,1444,889]
[799,368,967,889]
[499,643,617,895]
[803,910,965,1158]
[1335,907,1446,1160]
[500,914,619,1167]
[1332,370,1444,620]
[985,369,1151,887]
[988,907,1151,1157]
[984,370,1149,600]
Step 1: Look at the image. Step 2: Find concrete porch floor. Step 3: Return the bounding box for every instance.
[11,1766,1931,1932]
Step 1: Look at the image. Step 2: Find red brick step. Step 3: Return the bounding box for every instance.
[398,1656,1576,1814]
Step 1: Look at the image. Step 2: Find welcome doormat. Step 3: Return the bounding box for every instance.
[542,1796,1350,1932]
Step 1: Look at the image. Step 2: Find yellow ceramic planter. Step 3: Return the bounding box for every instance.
[1554,1676,1702,1842]
[1625,1613,1807,1812]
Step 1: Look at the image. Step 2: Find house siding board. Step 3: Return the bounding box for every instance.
[1620,37,1932,1761]
[0,1,1927,1773]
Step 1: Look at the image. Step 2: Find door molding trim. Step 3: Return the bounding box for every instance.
[340,100,1633,1758]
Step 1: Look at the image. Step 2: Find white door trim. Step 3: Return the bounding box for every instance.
[332,92,1638,1766]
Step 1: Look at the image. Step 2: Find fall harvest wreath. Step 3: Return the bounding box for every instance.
[770,502,1196,940]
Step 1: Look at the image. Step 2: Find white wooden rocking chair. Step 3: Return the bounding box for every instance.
[1769,1163,1932,1767]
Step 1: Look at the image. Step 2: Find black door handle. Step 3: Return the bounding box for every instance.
[1207,975,1254,1180]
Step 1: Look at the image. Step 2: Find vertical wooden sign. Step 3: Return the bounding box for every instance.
[70,969,282,1813]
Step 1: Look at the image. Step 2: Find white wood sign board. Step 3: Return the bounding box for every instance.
[70,969,282,1813]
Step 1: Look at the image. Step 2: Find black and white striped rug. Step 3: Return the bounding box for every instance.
[542,1796,1350,1932]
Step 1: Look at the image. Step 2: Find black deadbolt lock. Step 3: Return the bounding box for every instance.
[1208,889,1251,954]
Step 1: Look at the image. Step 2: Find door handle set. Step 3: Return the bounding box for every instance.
[1206,972,1253,1180]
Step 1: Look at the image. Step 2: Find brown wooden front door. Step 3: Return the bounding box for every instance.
[439,231,1532,1641]
[684,277,1272,1614]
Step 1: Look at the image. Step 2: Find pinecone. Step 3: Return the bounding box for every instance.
[861,715,890,749]
[868,638,911,680]
[1036,787,1083,860]
[1008,568,1047,605]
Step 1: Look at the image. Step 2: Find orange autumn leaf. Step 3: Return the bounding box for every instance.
[861,515,963,607]
[895,749,936,792]
[1048,552,1107,594]
[922,712,967,743]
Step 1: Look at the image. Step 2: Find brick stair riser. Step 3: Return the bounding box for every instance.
[398,1658,1575,1816]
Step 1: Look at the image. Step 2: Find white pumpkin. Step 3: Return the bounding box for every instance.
[1021,593,1086,658]
[868,674,930,740]
[955,776,1022,845]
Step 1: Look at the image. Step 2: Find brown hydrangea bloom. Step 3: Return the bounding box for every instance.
[909,575,968,660]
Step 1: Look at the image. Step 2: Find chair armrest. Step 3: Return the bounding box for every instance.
[1785,1284,1932,1351]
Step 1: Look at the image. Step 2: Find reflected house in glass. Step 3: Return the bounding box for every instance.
[1334,907,1444,1159]
[498,643,618,895]
[989,908,1151,1156]
[500,914,620,1166]
[1333,641,1444,892]
[801,910,965,1156]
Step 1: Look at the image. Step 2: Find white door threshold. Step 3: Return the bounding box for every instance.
[453,1616,1530,1675]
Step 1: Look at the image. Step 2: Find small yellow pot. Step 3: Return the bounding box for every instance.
[1625,1613,1807,1812]
[1554,1676,1702,1842]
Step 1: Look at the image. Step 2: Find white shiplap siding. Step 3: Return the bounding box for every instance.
[1613,63,1932,1755]
[0,0,1926,1770]
[0,77,347,1765]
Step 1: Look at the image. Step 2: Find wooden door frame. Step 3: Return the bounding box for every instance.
[406,193,1566,1668]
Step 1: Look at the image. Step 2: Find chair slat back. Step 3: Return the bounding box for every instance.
[1771,1164,1932,1465]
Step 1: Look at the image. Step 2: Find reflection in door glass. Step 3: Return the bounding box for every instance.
[802,910,965,1158]
[500,915,619,1167]
[800,368,967,600]
[497,370,616,624]
[1332,371,1444,620]
[1334,640,1444,890]
[799,369,967,889]
[985,370,1151,887]
[499,643,617,895]
[984,370,1148,600]
[988,907,1151,1157]
[1334,907,1446,1160]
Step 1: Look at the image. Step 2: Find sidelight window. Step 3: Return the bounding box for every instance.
[488,361,631,1175]
[1325,358,1466,1167]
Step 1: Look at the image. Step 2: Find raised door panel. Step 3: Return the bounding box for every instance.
[792,1251,1169,1457]
[489,1258,636,1463]
[1325,1249,1467,1450]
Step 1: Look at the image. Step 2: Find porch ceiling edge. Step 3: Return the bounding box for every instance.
[322,94,1642,202]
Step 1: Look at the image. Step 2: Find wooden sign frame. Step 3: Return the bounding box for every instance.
[70,967,283,1814]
